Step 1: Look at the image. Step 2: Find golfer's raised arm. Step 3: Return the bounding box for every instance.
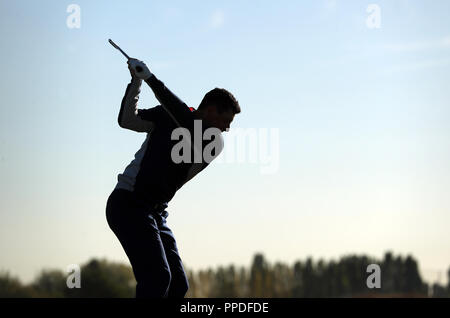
[127,58,192,127]
[145,74,192,127]
[118,77,154,133]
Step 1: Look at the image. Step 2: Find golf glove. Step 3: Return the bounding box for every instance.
[128,58,152,80]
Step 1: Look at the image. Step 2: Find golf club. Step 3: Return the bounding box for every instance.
[108,39,188,133]
[109,38,143,72]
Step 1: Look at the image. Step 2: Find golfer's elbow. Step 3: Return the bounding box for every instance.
[118,120,138,132]
[118,116,135,131]
[118,112,152,133]
[118,112,133,130]
[118,110,127,129]
[118,118,126,129]
[118,97,138,129]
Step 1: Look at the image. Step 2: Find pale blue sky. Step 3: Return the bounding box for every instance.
[1,0,449,285]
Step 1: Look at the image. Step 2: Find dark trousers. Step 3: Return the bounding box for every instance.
[106,188,189,298]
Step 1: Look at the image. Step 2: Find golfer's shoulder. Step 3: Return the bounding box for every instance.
[171,104,196,127]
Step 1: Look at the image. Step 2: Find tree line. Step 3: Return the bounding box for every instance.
[1,251,449,298]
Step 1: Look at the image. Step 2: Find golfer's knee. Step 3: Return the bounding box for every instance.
[137,267,172,297]
[156,268,172,291]
[169,275,189,298]
[180,277,189,296]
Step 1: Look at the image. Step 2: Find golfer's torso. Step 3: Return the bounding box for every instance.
[115,111,220,207]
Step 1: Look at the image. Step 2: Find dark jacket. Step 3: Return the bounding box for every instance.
[115,74,223,209]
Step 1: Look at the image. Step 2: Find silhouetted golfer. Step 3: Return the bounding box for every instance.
[106,58,240,298]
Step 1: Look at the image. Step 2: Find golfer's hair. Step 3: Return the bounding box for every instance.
[198,88,241,114]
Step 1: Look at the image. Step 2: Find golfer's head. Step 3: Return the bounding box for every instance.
[197,88,240,132]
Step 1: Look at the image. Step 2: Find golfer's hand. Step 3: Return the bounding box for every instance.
[128,58,152,80]
[128,64,140,80]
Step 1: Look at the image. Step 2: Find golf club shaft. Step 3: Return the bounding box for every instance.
[109,39,143,72]
[108,39,130,60]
